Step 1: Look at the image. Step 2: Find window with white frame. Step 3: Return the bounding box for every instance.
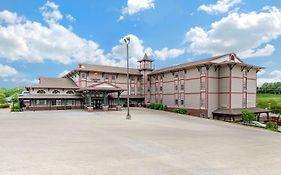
[181,99,184,105]
[181,84,184,91]
[175,99,178,105]
[175,85,178,91]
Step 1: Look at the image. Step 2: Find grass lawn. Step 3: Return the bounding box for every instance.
[257,94,281,108]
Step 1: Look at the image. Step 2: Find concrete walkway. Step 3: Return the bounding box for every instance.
[0,108,280,175]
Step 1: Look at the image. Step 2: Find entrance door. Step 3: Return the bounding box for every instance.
[93,99,103,109]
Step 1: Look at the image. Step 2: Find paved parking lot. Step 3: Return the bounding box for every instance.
[0,108,281,175]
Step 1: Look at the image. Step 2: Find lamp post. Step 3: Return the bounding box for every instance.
[124,37,131,120]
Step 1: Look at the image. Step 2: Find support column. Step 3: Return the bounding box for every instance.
[87,91,93,112]
[117,91,120,105]
[103,91,109,111]
[116,91,122,111]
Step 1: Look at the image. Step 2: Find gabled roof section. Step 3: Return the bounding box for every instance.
[138,53,153,62]
[77,82,125,92]
[28,77,78,89]
[149,53,261,75]
[76,64,141,75]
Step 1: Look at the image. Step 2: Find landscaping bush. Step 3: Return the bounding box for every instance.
[173,108,187,114]
[266,121,279,131]
[0,104,10,108]
[149,103,155,109]
[162,105,167,111]
[148,103,167,111]
[11,94,20,112]
[241,110,255,124]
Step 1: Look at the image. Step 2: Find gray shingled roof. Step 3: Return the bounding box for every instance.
[19,94,82,99]
[77,64,141,75]
[149,54,230,75]
[29,77,78,89]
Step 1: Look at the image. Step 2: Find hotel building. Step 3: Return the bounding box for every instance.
[20,53,264,119]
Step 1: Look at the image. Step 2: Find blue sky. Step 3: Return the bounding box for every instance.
[0,0,281,88]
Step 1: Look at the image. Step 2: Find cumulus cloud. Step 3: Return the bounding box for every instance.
[257,70,281,86]
[0,2,135,67]
[108,34,153,68]
[185,6,281,59]
[58,70,70,77]
[122,0,155,15]
[154,48,185,60]
[0,64,18,77]
[40,1,63,24]
[198,0,242,14]
[66,14,75,22]
[0,1,184,71]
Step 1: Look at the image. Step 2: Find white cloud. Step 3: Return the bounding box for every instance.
[40,1,63,24]
[270,70,281,79]
[198,0,242,14]
[0,64,18,77]
[66,14,75,22]
[185,6,281,58]
[257,70,281,86]
[154,48,185,60]
[257,69,266,76]
[0,2,125,66]
[122,0,155,16]
[108,34,153,68]
[241,44,275,58]
[58,70,70,77]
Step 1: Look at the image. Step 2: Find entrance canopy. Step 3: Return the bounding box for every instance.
[76,82,125,93]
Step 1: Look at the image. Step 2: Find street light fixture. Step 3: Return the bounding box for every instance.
[124,37,131,120]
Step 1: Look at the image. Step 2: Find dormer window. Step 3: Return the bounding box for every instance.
[52,90,60,94]
[66,90,74,94]
[230,54,235,61]
[37,90,46,94]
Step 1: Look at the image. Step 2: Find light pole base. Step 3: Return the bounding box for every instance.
[126,113,131,120]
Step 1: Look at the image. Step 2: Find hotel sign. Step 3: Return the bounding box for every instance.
[91,72,100,81]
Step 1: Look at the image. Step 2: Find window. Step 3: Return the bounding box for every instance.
[36,100,46,106]
[67,100,75,106]
[66,90,74,94]
[105,74,109,80]
[175,85,178,91]
[181,100,184,105]
[56,100,62,106]
[52,90,60,94]
[160,86,163,91]
[81,73,87,78]
[37,90,46,94]
[112,75,116,80]
[175,99,178,105]
[200,99,205,108]
[200,80,206,91]
[174,73,178,78]
[160,99,162,104]
[181,84,184,91]
[131,76,135,81]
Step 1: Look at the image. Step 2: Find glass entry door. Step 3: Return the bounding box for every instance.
[93,99,103,109]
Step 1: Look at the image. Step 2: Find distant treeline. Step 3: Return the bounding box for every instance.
[257,82,281,94]
[0,87,24,104]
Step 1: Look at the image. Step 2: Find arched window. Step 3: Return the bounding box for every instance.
[52,90,60,94]
[37,90,46,94]
[66,90,74,94]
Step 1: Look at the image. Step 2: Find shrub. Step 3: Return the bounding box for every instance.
[0,104,10,108]
[173,108,187,114]
[241,110,255,124]
[266,121,279,131]
[149,103,155,109]
[11,94,20,112]
[163,105,167,111]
